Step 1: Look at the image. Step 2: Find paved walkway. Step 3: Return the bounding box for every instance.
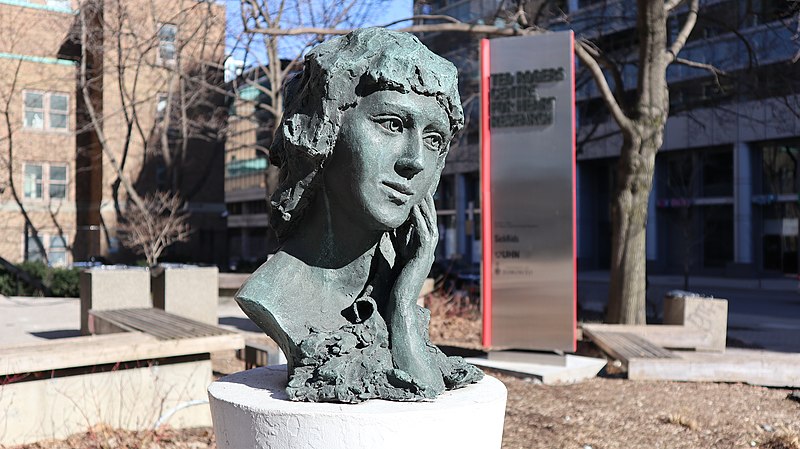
[0,295,254,346]
[2,274,798,352]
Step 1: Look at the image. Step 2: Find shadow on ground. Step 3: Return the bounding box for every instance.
[219,316,261,332]
[29,329,81,339]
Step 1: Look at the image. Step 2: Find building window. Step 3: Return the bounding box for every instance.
[26,236,46,263]
[761,144,799,195]
[23,162,68,200]
[23,92,44,129]
[702,205,734,268]
[758,142,800,273]
[49,94,68,129]
[24,233,69,266]
[49,164,67,199]
[157,24,177,65]
[49,235,68,266]
[23,91,69,131]
[701,148,733,197]
[24,164,43,199]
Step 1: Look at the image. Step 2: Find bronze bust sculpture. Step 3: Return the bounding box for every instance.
[235,28,483,403]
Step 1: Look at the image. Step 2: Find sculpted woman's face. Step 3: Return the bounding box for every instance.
[323,89,451,231]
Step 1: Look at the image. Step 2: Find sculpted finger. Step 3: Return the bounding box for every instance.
[418,194,436,236]
[412,204,430,243]
[425,194,437,231]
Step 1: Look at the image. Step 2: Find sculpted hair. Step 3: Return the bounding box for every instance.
[268,27,464,240]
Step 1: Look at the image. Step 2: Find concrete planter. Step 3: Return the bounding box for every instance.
[152,264,219,325]
[663,292,728,352]
[80,266,150,335]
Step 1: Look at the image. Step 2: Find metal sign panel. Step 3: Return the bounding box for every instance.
[480,32,576,351]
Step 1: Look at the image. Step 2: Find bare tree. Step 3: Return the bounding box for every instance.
[230,0,396,205]
[241,0,715,324]
[75,0,227,265]
[237,0,396,126]
[117,191,191,267]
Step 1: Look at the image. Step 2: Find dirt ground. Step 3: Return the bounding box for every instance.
[7,295,800,449]
[12,368,799,449]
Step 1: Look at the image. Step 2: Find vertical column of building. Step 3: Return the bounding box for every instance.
[455,173,468,263]
[74,3,104,261]
[734,141,753,266]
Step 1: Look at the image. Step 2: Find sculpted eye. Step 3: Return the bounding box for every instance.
[376,116,403,133]
[423,132,444,152]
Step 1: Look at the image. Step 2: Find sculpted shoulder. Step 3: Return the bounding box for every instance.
[235,252,310,305]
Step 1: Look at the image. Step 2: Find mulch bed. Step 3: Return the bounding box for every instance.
[7,297,800,449]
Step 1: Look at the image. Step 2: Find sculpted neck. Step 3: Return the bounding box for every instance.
[281,187,384,296]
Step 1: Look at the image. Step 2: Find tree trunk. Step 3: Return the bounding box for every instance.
[606,0,671,324]
[606,132,656,324]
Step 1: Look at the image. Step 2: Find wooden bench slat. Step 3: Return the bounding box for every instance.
[583,328,677,369]
[100,310,182,339]
[97,310,183,340]
[132,309,231,337]
[128,308,234,336]
[119,309,200,339]
[90,308,235,340]
[581,323,711,350]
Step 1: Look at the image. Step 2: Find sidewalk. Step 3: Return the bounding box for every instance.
[0,295,255,346]
[579,270,800,352]
[579,270,798,294]
[2,276,797,353]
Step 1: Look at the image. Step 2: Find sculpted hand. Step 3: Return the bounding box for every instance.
[389,193,438,311]
[386,193,445,393]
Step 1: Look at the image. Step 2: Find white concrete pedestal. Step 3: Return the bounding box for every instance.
[208,365,507,449]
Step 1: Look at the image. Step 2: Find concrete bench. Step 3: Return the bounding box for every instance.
[581,328,677,370]
[88,307,235,340]
[1,318,244,445]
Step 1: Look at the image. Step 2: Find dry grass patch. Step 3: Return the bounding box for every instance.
[662,413,700,431]
[762,430,800,449]
[425,290,481,348]
[7,425,214,449]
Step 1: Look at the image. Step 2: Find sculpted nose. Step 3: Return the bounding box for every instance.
[395,135,425,179]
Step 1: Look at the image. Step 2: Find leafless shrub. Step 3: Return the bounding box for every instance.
[117,191,191,267]
[425,290,481,348]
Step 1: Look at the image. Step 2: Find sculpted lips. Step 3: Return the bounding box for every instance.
[382,180,414,205]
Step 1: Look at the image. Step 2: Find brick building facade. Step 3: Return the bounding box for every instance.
[0,0,227,266]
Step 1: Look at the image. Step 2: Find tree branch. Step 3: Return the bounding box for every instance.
[674,57,727,87]
[664,0,685,12]
[666,0,699,61]
[579,38,626,108]
[575,40,632,130]
[246,21,531,37]
[79,7,146,212]
[383,14,465,27]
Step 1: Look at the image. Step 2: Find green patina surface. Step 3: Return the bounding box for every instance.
[235,28,482,403]
[0,52,77,67]
[0,0,74,14]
